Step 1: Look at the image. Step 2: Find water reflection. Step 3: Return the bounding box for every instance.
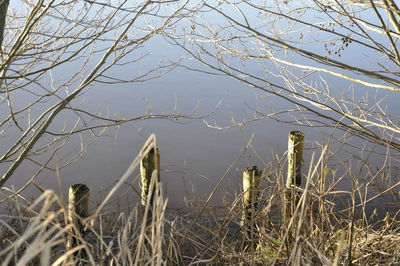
[1,40,399,218]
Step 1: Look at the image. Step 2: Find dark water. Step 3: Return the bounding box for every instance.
[2,65,398,219]
[0,67,297,208]
[1,35,399,218]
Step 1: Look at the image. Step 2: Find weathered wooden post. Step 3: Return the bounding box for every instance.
[242,165,262,250]
[67,184,90,257]
[140,147,160,209]
[283,131,304,225]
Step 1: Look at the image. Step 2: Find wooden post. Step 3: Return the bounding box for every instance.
[140,147,160,208]
[242,165,262,250]
[67,184,90,257]
[283,131,304,226]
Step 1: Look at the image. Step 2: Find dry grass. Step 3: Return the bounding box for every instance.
[1,141,399,265]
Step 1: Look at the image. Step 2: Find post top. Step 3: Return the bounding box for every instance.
[289,131,304,137]
[70,183,90,193]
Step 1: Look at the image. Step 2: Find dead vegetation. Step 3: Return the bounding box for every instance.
[1,144,399,265]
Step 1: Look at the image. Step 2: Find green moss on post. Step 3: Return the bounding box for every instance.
[287,131,304,188]
[140,147,160,208]
[242,165,262,251]
[67,184,90,256]
[283,131,304,228]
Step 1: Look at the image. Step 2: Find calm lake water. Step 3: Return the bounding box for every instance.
[1,65,299,209]
[2,61,398,217]
[1,12,399,217]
